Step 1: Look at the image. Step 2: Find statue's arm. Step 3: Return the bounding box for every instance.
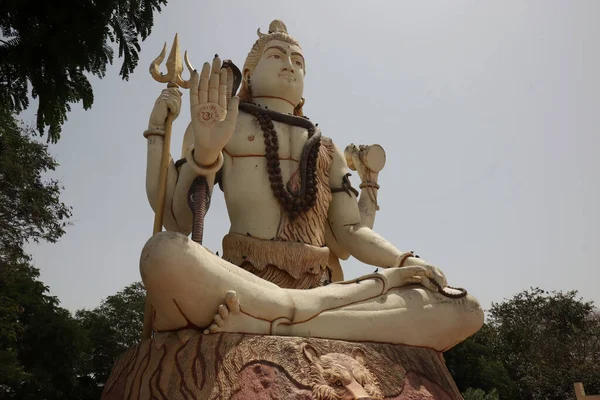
[145,134,181,232]
[146,58,237,234]
[171,123,221,233]
[327,144,403,267]
[145,123,221,235]
[145,91,221,235]
[324,147,380,262]
[327,142,447,285]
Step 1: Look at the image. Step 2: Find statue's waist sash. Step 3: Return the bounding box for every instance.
[222,233,330,289]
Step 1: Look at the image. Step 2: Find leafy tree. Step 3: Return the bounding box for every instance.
[446,288,600,400]
[0,107,72,264]
[489,288,600,400]
[0,107,86,398]
[75,282,145,396]
[445,324,517,398]
[0,0,167,142]
[462,388,499,400]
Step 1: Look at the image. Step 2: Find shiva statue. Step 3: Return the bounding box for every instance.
[141,20,483,351]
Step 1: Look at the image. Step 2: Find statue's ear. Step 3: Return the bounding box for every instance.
[351,348,367,366]
[302,344,320,363]
[243,68,251,82]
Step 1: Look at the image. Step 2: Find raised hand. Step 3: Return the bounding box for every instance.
[190,56,239,165]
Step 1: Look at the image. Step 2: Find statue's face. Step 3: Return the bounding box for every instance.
[249,40,305,105]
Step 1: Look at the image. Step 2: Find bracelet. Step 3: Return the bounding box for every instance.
[143,127,165,138]
[394,252,414,268]
[359,181,380,190]
[185,145,224,176]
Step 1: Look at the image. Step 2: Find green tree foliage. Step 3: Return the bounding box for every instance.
[445,324,517,398]
[446,288,600,400]
[0,108,88,398]
[0,265,88,399]
[0,0,167,142]
[0,107,72,263]
[462,388,499,400]
[75,282,145,395]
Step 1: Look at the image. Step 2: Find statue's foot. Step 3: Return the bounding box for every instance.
[204,291,271,335]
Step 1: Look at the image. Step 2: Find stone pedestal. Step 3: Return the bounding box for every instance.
[102,330,462,400]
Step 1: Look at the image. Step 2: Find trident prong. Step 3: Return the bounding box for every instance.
[149,33,194,89]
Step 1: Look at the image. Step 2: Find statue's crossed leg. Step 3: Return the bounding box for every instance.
[141,232,483,351]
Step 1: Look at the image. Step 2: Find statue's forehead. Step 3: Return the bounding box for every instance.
[262,39,303,55]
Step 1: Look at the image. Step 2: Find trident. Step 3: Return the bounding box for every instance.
[142,34,193,340]
[149,33,194,233]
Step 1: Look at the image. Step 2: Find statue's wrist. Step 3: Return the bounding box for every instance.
[394,252,418,268]
[359,181,380,190]
[192,145,222,166]
[185,145,224,176]
[143,126,165,139]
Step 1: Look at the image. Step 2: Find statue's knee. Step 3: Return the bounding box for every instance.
[462,294,484,330]
[140,231,194,281]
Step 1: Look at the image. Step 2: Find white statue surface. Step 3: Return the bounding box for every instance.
[140,20,483,352]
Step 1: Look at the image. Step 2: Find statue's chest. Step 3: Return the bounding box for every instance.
[225,113,308,160]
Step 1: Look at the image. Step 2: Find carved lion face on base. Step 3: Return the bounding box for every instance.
[303,344,383,400]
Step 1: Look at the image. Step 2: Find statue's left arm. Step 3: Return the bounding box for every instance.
[327,143,446,283]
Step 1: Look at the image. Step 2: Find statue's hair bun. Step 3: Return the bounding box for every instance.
[268,20,288,34]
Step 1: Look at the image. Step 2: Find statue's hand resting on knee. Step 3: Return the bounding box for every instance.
[394,255,448,293]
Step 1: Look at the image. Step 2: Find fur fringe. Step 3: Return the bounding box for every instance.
[222,233,329,280]
[277,137,335,246]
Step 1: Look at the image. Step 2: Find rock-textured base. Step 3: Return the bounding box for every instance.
[102,330,462,400]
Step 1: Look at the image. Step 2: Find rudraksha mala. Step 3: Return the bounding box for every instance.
[242,102,321,220]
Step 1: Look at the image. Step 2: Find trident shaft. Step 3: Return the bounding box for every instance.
[142,34,193,340]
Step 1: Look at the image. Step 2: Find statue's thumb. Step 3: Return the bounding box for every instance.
[226,97,240,119]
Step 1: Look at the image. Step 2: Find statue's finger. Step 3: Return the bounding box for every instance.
[166,99,179,115]
[199,62,210,104]
[190,70,200,107]
[214,315,224,327]
[419,277,439,293]
[223,97,239,129]
[403,276,424,285]
[227,71,234,100]
[395,265,427,279]
[218,69,228,108]
[208,56,221,103]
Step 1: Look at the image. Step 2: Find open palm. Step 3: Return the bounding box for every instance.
[190,56,239,163]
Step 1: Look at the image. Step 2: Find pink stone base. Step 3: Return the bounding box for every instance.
[102,331,462,400]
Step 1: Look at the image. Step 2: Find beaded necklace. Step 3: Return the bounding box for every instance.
[239,101,322,219]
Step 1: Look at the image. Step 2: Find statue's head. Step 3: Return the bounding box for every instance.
[239,20,306,116]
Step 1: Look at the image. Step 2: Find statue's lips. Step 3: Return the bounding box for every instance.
[278,73,295,82]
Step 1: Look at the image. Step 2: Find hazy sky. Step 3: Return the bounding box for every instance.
[25,0,600,313]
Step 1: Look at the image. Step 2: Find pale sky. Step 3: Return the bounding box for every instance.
[25,0,600,313]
